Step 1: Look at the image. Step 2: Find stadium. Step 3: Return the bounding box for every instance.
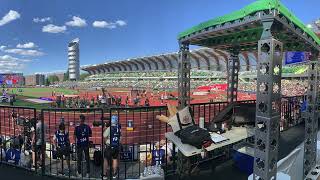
[0,0,320,180]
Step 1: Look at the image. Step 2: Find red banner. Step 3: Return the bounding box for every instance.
[197,84,227,91]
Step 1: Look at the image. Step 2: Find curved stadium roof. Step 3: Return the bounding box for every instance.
[81,48,258,75]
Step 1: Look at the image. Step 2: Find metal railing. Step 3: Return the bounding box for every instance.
[0,96,304,179]
[40,108,104,179]
[0,106,37,171]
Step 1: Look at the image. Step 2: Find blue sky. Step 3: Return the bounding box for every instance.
[0,0,319,75]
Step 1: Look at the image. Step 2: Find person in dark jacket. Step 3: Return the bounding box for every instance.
[74,114,92,178]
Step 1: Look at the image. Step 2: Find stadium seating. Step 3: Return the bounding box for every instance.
[56,69,308,97]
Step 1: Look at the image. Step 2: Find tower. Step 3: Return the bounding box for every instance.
[68,38,80,81]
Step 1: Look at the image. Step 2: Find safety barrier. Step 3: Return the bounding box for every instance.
[40,108,104,179]
[0,97,304,179]
[0,106,37,171]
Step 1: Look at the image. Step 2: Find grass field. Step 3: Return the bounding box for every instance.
[0,98,52,109]
[0,87,78,109]
[8,87,77,98]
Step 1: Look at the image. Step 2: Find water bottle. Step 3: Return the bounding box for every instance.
[143,167,147,177]
[199,117,204,129]
[148,166,152,175]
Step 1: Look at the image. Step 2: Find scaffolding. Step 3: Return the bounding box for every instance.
[177,0,320,179]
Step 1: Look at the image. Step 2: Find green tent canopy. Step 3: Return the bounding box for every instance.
[178,0,320,51]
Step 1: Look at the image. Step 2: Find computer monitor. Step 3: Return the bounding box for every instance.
[232,103,256,125]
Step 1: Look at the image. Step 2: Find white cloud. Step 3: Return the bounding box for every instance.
[0,46,6,50]
[33,17,51,23]
[116,20,127,26]
[65,16,87,27]
[17,42,37,49]
[0,55,31,73]
[0,10,21,26]
[92,21,108,28]
[2,48,44,56]
[35,70,66,75]
[92,21,115,29]
[0,55,31,62]
[42,24,66,33]
[92,20,126,29]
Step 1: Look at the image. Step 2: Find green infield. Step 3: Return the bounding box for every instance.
[7,87,77,98]
[0,87,78,109]
[0,98,52,109]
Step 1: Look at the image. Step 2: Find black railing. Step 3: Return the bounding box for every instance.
[40,108,104,179]
[0,96,304,179]
[0,106,37,171]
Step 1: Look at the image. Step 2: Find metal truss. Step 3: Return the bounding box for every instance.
[179,9,320,53]
[227,47,240,103]
[303,56,319,178]
[253,19,283,180]
[178,42,191,109]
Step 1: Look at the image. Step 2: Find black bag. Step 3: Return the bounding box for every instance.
[175,125,211,149]
[174,107,211,149]
[93,150,102,166]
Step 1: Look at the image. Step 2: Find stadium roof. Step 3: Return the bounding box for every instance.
[81,48,258,75]
[178,0,320,52]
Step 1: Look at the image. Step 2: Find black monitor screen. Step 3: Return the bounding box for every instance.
[233,103,256,125]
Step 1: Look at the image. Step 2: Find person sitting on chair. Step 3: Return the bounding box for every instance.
[6,139,21,165]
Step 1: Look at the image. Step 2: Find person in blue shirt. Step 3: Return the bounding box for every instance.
[6,141,21,165]
[301,100,307,112]
[151,142,165,166]
[54,123,71,175]
[74,114,92,178]
[103,115,121,179]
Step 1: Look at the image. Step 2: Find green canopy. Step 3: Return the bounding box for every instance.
[178,0,320,46]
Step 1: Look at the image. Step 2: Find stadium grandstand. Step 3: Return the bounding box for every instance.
[81,48,255,73]
[81,47,309,78]
[73,47,309,97]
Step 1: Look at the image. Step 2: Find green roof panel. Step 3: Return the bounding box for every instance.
[178,0,320,46]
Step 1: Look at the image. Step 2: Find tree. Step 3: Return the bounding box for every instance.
[63,70,69,81]
[48,75,60,84]
[45,78,50,86]
[80,73,90,81]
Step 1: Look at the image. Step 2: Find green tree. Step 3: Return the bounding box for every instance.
[45,78,50,86]
[48,75,60,84]
[63,70,69,81]
[80,73,90,81]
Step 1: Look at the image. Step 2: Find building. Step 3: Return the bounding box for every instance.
[68,38,80,81]
[24,74,45,86]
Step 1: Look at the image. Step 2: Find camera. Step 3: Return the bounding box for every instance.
[92,117,110,127]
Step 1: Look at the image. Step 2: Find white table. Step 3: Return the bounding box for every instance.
[165,126,254,157]
[248,172,290,180]
[139,174,164,180]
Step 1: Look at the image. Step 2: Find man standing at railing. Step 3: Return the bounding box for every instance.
[74,114,92,178]
[53,122,71,175]
[31,113,45,169]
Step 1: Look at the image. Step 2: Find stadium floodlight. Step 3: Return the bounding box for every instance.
[306,24,313,29]
[315,19,320,28]
[306,19,320,34]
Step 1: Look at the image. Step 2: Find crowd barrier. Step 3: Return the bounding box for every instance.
[0,96,304,179]
[40,108,104,179]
